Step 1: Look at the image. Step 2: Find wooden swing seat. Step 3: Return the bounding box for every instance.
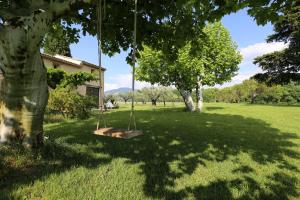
[94,127,143,139]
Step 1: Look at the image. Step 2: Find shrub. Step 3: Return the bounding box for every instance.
[47,87,96,119]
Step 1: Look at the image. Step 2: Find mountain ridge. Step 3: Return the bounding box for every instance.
[105,87,132,95]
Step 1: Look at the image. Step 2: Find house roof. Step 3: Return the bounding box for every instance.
[42,53,106,71]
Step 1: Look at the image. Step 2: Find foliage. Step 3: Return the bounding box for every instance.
[135,90,148,104]
[47,69,96,89]
[207,80,300,105]
[253,1,300,85]
[137,22,241,91]
[47,69,97,118]
[138,87,165,105]
[134,87,182,105]
[159,88,181,104]
[118,92,133,104]
[203,88,218,102]
[46,68,66,89]
[0,0,292,59]
[47,87,96,119]
[60,72,96,88]
[137,22,241,111]
[43,23,76,57]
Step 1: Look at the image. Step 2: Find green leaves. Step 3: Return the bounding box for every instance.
[47,68,66,89]
[253,2,300,85]
[43,22,80,57]
[47,68,96,89]
[137,22,242,91]
[61,72,96,88]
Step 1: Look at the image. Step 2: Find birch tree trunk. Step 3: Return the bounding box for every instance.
[178,89,195,112]
[0,12,51,147]
[196,79,203,112]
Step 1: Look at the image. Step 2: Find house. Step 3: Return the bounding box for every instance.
[0,54,105,100]
[42,53,105,99]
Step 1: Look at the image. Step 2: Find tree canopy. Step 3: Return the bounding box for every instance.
[253,0,300,85]
[137,22,241,89]
[136,22,241,111]
[43,23,76,57]
[1,0,295,60]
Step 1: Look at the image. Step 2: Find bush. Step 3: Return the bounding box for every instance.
[47,87,96,119]
[203,80,300,105]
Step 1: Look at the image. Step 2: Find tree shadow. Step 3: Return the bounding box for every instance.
[1,107,299,199]
[0,139,111,200]
[205,106,224,111]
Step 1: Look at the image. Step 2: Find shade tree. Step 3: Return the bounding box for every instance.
[137,22,241,112]
[253,1,300,85]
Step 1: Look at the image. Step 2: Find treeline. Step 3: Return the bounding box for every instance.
[105,87,183,106]
[203,80,300,105]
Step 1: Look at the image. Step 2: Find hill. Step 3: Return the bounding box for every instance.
[105,87,131,95]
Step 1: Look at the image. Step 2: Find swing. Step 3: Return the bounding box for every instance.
[94,0,142,139]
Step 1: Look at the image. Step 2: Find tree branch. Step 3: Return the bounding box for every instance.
[0,0,93,20]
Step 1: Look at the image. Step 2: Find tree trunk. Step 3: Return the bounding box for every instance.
[163,101,166,107]
[151,99,157,106]
[196,79,203,112]
[0,13,51,147]
[178,89,195,112]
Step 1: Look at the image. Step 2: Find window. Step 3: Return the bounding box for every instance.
[86,86,99,97]
[86,86,100,106]
[53,63,59,69]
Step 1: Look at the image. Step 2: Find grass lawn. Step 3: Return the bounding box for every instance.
[1,103,300,200]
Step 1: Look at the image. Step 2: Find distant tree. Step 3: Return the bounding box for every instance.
[139,87,163,106]
[137,22,241,112]
[253,1,300,85]
[157,87,174,106]
[119,93,132,104]
[242,80,266,103]
[135,91,148,104]
[105,94,117,105]
[168,89,183,105]
[203,88,219,103]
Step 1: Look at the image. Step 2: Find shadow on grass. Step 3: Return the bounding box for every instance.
[1,107,299,199]
[205,106,224,111]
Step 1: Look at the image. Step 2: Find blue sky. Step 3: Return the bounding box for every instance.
[70,9,286,91]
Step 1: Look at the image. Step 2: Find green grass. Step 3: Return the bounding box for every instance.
[1,103,300,200]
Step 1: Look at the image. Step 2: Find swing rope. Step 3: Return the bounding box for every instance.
[128,0,138,131]
[96,0,107,129]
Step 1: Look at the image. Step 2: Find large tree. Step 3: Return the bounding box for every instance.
[0,0,293,147]
[136,22,242,112]
[253,1,300,85]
